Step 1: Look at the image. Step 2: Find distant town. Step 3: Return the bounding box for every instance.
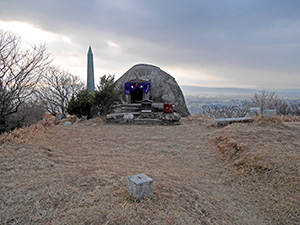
[181,85,300,115]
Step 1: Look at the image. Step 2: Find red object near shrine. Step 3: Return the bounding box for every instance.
[164,103,173,113]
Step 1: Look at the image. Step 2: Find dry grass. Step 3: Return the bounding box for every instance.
[212,119,300,224]
[0,116,299,224]
[279,115,300,122]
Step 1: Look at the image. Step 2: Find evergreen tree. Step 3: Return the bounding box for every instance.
[93,75,117,115]
[67,89,93,118]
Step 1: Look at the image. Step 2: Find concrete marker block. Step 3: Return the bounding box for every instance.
[127,173,153,200]
[249,107,261,116]
[263,109,277,118]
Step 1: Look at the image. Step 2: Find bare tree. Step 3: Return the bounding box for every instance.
[251,90,291,115]
[0,31,51,132]
[290,101,300,116]
[274,98,290,115]
[36,66,84,116]
[252,90,279,114]
[198,101,251,118]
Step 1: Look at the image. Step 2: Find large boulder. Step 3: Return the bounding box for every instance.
[115,64,190,117]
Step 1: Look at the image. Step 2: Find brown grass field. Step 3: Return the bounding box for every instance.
[0,116,299,224]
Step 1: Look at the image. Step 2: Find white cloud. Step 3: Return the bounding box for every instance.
[0,1,299,88]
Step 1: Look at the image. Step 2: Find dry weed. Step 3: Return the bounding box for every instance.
[279,115,300,122]
[0,118,55,144]
[213,135,246,160]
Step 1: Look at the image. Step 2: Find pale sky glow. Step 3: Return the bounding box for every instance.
[0,21,58,44]
[167,66,226,87]
[107,41,121,49]
[0,0,299,89]
[62,36,73,45]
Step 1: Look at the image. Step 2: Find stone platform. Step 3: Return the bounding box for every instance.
[107,102,181,125]
[106,112,181,125]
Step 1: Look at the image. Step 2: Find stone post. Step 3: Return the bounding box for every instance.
[127,173,153,200]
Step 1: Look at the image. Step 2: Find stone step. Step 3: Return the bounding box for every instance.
[213,117,254,126]
[111,104,141,113]
[120,108,140,112]
[111,103,166,114]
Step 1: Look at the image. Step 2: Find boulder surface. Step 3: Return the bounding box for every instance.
[115,64,190,116]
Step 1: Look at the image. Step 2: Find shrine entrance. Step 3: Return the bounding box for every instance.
[125,78,151,104]
[131,88,143,103]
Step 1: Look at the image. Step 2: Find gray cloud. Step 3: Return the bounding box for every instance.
[0,0,299,88]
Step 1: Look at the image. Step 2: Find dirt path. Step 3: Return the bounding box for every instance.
[0,117,295,224]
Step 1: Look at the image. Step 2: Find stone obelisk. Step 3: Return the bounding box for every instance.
[87,46,95,91]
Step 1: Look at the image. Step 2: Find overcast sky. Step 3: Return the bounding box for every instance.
[0,0,299,88]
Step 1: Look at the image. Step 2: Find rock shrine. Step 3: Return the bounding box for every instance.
[106,64,189,125]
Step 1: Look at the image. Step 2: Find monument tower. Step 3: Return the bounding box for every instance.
[87,46,95,91]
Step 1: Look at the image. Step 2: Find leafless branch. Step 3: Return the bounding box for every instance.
[0,30,51,132]
[35,66,84,116]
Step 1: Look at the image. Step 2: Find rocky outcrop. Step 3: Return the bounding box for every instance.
[115,64,190,117]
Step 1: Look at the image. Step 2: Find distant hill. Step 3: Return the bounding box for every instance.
[181,85,300,98]
[181,85,257,95]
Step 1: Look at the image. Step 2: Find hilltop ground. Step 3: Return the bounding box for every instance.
[0,116,299,224]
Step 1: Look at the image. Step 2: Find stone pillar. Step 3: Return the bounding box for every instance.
[87,46,95,91]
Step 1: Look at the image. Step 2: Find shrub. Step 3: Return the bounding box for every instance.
[0,100,45,134]
[67,89,93,119]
